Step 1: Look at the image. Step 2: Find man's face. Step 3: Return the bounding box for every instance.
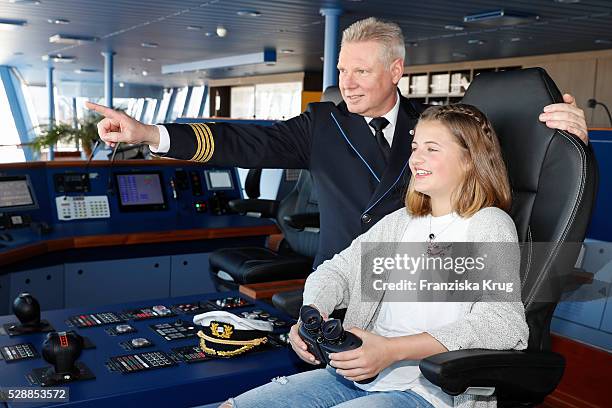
[337,41,403,118]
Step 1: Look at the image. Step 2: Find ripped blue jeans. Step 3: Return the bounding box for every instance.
[228,366,434,408]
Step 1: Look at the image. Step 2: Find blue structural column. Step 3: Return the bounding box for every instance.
[198,85,209,118]
[139,99,149,122]
[320,8,342,91]
[0,66,36,161]
[181,86,193,117]
[102,51,115,108]
[46,65,55,160]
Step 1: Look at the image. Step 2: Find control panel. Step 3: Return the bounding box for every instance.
[0,161,243,232]
[0,293,300,408]
[55,196,111,220]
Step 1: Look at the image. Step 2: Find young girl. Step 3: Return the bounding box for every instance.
[221,104,529,408]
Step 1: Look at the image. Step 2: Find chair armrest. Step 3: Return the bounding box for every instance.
[419,349,565,401]
[228,199,279,218]
[283,212,320,231]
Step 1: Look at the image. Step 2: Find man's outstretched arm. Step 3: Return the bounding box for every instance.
[85,101,313,169]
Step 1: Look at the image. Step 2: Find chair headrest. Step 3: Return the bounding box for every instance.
[321,86,343,104]
[463,68,564,196]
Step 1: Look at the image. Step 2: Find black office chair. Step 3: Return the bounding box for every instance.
[208,169,319,287]
[419,68,598,406]
[208,87,343,289]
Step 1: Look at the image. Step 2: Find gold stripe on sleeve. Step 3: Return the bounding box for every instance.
[195,123,214,163]
[188,123,204,161]
[193,124,209,162]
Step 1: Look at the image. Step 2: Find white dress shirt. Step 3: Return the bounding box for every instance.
[363,91,401,148]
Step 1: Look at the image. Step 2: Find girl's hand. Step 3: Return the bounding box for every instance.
[329,327,395,382]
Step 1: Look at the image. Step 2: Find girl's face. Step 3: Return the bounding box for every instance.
[409,120,467,205]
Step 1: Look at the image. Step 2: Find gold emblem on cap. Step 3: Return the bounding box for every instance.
[210,322,234,339]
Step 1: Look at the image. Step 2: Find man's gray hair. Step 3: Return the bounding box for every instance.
[341,17,405,67]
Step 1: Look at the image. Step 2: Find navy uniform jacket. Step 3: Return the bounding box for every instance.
[162,95,423,266]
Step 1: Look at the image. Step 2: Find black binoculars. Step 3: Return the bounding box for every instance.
[298,305,376,384]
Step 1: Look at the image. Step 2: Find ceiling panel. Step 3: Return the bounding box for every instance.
[0,0,610,89]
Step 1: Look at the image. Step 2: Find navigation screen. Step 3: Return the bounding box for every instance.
[115,173,167,211]
[204,169,234,190]
[0,176,36,210]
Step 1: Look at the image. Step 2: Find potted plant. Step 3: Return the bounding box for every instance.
[31,113,101,158]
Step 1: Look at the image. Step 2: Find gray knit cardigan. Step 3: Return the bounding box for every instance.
[303,206,529,408]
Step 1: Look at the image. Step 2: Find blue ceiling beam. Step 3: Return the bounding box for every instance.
[162,49,276,75]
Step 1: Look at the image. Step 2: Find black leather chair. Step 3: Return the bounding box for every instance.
[419,68,598,406]
[208,87,342,290]
[208,169,319,287]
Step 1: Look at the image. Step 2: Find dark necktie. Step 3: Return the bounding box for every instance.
[369,117,391,163]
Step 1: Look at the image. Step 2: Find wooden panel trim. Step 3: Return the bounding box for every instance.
[43,158,192,167]
[239,279,306,300]
[0,162,46,170]
[0,159,194,170]
[542,334,611,408]
[0,225,279,267]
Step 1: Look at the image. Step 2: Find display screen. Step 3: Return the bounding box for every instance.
[115,173,167,211]
[204,170,234,190]
[0,176,36,210]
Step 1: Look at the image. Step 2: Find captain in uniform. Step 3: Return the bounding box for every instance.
[87,17,589,267]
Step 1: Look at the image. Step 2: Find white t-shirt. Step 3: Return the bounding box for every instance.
[356,212,471,408]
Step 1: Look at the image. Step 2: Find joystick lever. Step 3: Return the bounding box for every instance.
[13,292,41,327]
[27,330,95,386]
[4,293,54,335]
[42,331,84,380]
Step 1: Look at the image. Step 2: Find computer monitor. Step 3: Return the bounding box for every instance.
[0,175,37,211]
[204,169,234,191]
[114,172,168,212]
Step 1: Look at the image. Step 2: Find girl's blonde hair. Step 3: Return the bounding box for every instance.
[406,104,512,217]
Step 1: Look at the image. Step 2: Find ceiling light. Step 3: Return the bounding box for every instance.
[444,24,465,31]
[141,42,159,48]
[49,34,98,45]
[452,52,467,58]
[280,49,294,54]
[594,39,611,44]
[464,10,539,26]
[407,42,419,47]
[510,37,521,42]
[554,0,580,3]
[8,0,40,4]
[74,68,98,74]
[119,82,125,88]
[142,57,155,62]
[142,70,149,76]
[468,39,486,45]
[0,18,27,30]
[162,49,276,74]
[216,26,227,37]
[237,10,261,17]
[42,54,76,63]
[204,32,214,37]
[47,18,70,24]
[187,25,202,31]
